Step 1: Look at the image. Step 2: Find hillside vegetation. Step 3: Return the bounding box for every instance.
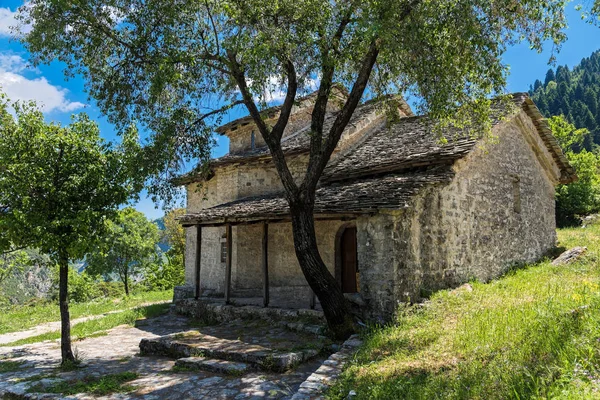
[530,50,600,148]
[329,220,600,399]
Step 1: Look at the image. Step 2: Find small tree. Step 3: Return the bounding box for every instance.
[162,208,185,285]
[162,208,186,258]
[87,207,160,296]
[0,94,143,364]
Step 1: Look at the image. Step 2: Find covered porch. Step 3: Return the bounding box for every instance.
[180,215,360,311]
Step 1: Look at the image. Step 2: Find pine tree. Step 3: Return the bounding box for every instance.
[584,87,598,116]
[532,50,600,147]
[545,68,556,85]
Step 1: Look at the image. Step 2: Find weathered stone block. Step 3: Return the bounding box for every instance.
[175,357,249,375]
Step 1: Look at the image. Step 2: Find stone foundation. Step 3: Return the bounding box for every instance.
[174,285,195,301]
[174,298,326,336]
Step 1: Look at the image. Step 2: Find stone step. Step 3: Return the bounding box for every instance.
[140,332,321,372]
[176,356,249,375]
[174,299,327,336]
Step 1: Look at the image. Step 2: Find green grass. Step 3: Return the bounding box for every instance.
[328,222,600,400]
[0,360,25,373]
[28,371,138,395]
[0,290,172,335]
[2,303,171,346]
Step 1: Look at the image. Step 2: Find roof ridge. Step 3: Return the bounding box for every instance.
[215,85,349,134]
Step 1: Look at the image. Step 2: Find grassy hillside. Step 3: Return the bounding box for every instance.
[329,221,600,399]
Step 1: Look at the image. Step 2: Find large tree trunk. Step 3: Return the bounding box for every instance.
[290,202,355,340]
[58,255,75,364]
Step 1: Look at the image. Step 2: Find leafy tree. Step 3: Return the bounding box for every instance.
[549,115,589,152]
[17,0,570,338]
[145,208,186,290]
[549,116,600,226]
[87,207,160,295]
[162,208,186,258]
[0,95,143,364]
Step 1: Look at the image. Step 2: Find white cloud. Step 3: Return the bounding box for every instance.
[0,7,17,37]
[0,4,32,37]
[0,54,27,73]
[0,54,85,113]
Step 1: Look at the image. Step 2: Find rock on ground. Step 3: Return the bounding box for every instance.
[552,247,587,266]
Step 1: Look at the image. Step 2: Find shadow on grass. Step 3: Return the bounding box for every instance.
[1,303,173,347]
[329,297,600,400]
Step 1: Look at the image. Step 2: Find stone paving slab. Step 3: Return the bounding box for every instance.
[0,312,327,399]
[175,356,249,375]
[139,322,327,371]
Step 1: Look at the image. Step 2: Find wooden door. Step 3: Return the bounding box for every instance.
[341,227,358,293]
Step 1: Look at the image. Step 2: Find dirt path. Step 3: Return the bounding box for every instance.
[0,300,171,345]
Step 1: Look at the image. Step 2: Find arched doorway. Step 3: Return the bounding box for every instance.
[340,226,358,293]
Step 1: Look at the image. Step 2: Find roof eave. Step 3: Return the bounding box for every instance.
[519,95,578,185]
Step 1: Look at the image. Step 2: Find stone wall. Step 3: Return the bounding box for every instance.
[356,110,558,320]
[187,154,310,213]
[183,219,347,301]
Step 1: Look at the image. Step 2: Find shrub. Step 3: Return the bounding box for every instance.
[143,253,184,290]
[95,281,125,298]
[549,116,600,226]
[50,265,101,303]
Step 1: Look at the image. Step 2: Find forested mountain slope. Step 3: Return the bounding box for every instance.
[530,50,600,148]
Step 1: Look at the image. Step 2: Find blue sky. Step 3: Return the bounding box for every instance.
[0,1,599,219]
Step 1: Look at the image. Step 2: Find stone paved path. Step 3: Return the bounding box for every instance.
[0,312,326,399]
[0,301,171,345]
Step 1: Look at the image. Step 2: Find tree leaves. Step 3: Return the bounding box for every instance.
[86,207,160,294]
[16,0,571,205]
[0,95,145,263]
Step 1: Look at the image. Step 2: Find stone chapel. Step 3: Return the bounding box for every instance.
[174,89,575,321]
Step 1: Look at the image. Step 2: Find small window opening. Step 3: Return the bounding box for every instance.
[512,175,521,213]
[251,131,256,150]
[220,235,227,263]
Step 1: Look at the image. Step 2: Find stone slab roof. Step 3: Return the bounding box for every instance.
[179,93,576,225]
[321,116,476,183]
[180,166,454,226]
[320,93,576,184]
[210,99,389,167]
[517,94,576,184]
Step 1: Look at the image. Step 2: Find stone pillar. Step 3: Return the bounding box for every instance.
[194,225,202,299]
[262,222,269,307]
[225,223,232,304]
